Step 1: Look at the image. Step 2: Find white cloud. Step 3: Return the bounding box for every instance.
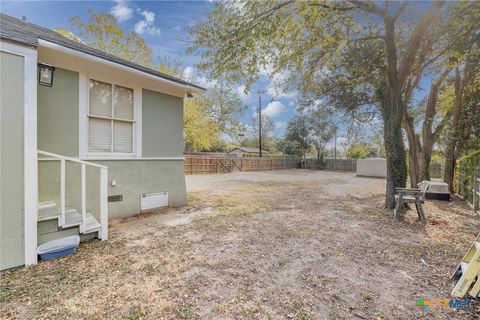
[183,66,195,80]
[266,86,297,99]
[274,121,287,130]
[134,10,161,35]
[259,62,274,76]
[172,26,181,31]
[236,85,251,102]
[265,70,297,99]
[111,1,133,22]
[183,66,216,89]
[263,101,286,118]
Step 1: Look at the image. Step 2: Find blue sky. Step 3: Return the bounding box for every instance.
[1,0,299,140]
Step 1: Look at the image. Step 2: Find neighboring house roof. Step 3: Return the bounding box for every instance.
[228,147,267,154]
[0,13,205,92]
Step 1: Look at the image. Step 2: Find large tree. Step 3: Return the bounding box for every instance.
[190,1,448,208]
[68,9,153,67]
[400,1,480,186]
[443,59,480,191]
[198,81,247,138]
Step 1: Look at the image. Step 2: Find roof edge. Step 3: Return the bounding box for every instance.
[38,39,206,94]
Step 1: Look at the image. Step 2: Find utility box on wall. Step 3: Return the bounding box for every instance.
[140,192,169,212]
[356,158,387,178]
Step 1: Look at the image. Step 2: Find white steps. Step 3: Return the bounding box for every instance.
[38,202,61,221]
[37,201,101,236]
[63,208,82,228]
[83,212,101,233]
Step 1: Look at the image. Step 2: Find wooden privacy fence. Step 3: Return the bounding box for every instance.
[303,158,357,172]
[184,155,298,175]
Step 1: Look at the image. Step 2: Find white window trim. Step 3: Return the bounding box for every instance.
[0,40,38,266]
[79,73,142,159]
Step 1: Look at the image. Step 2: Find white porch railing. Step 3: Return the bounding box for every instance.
[38,150,108,240]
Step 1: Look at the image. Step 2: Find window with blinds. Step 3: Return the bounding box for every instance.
[88,79,134,154]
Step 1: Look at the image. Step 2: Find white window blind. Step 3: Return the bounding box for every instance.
[88,80,134,154]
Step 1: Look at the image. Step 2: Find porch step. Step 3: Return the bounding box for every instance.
[38,202,61,221]
[64,209,101,234]
[83,212,101,234]
[38,200,56,209]
[62,208,82,228]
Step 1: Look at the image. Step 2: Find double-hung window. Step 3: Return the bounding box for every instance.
[88,79,134,154]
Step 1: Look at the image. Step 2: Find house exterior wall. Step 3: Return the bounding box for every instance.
[142,89,184,157]
[37,68,187,220]
[38,68,79,156]
[39,159,186,219]
[0,51,25,269]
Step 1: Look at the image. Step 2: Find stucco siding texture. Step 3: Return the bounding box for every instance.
[0,51,25,269]
[142,89,184,158]
[37,67,79,157]
[39,160,187,219]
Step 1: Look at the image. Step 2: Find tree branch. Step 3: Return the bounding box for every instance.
[308,3,355,11]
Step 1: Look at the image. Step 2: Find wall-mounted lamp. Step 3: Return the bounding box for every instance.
[38,63,55,87]
[186,93,194,98]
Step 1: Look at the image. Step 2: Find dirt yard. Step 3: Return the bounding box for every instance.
[1,170,479,319]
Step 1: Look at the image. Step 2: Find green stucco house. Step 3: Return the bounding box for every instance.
[0,14,205,270]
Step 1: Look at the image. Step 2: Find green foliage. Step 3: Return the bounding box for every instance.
[284,114,311,159]
[345,143,375,159]
[200,81,247,137]
[184,97,222,151]
[276,138,296,156]
[68,9,153,66]
[457,151,480,202]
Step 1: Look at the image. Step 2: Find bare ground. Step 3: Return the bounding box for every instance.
[1,170,479,319]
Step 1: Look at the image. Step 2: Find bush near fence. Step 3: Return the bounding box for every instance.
[456,151,480,212]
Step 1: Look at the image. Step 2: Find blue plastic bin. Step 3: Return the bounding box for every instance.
[37,235,80,260]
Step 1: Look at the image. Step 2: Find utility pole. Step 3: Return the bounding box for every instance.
[259,95,262,158]
[334,128,337,171]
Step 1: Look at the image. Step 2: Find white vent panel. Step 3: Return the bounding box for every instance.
[140,192,168,211]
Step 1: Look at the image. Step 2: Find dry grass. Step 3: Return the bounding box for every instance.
[1,170,479,319]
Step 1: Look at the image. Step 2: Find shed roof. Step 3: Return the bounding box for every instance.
[0,13,205,92]
[228,147,267,154]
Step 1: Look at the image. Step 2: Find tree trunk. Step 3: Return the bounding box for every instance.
[420,139,434,181]
[381,97,407,209]
[380,18,408,209]
[443,67,464,192]
[403,115,421,187]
